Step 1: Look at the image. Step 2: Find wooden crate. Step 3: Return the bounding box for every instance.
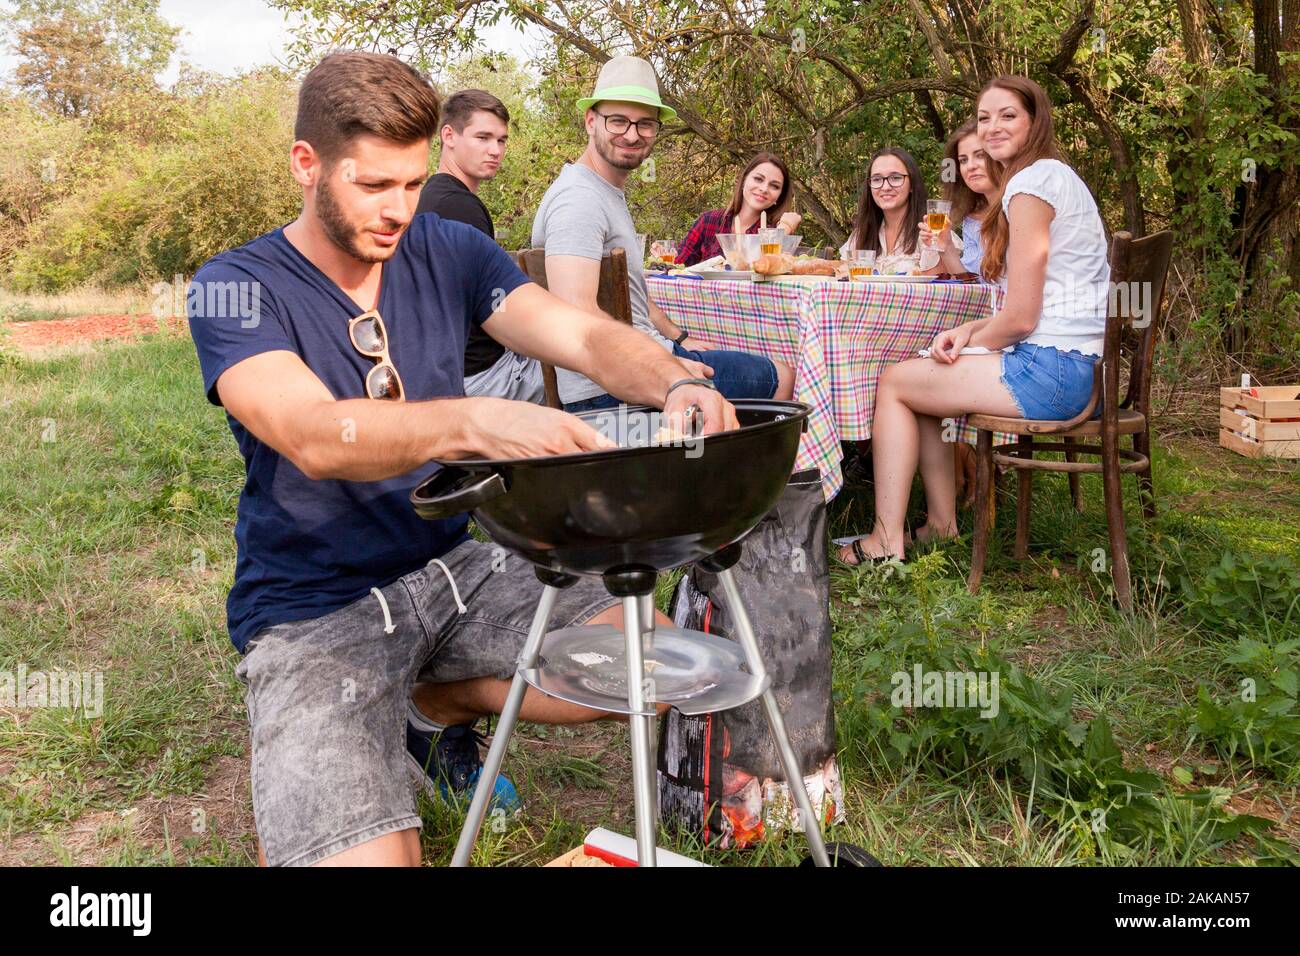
[1219,386,1300,459]
[543,845,613,867]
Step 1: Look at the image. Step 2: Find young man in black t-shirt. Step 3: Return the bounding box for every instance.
[415,90,544,403]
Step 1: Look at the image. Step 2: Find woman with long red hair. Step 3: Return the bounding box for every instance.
[838,75,1110,565]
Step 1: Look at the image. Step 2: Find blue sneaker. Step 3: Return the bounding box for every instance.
[406,720,522,814]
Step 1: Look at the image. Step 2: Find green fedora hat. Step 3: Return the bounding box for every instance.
[576,55,678,122]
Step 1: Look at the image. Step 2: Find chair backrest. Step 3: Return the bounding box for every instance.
[1101,230,1175,419]
[511,246,634,409]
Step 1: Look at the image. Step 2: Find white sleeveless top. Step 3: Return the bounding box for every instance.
[838,226,940,272]
[999,158,1110,356]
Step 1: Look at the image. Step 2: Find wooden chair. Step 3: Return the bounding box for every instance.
[966,230,1175,611]
[510,247,635,409]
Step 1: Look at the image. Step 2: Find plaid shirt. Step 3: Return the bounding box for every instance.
[677,208,760,266]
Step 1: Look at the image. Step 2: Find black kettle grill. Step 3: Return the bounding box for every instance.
[412,400,872,867]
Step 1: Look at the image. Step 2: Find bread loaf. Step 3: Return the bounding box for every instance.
[752,253,795,275]
[792,258,836,276]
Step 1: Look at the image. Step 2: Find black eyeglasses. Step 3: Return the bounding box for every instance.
[593,110,662,138]
[869,173,909,190]
[348,309,405,401]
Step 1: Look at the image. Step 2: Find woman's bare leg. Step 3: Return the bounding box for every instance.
[840,355,1019,563]
[913,414,958,542]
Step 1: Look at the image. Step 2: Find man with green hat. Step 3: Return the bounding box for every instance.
[533,56,794,411]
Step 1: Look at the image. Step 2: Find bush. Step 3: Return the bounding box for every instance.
[7,71,300,291]
[0,96,86,266]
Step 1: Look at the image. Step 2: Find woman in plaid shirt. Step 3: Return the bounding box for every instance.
[677,153,803,265]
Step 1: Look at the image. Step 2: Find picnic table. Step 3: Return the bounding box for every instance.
[649,274,1002,499]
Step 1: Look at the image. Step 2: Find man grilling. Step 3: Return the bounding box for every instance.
[186,50,734,867]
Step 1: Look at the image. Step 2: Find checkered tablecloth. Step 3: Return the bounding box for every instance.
[649,275,1002,499]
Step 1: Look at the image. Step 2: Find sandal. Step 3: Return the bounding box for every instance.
[835,537,898,568]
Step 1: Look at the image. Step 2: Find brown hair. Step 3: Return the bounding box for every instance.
[442,89,510,133]
[943,119,1001,226]
[976,75,1061,282]
[850,148,927,255]
[726,153,792,220]
[294,51,442,165]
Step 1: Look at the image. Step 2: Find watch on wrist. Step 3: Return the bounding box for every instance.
[673,330,689,346]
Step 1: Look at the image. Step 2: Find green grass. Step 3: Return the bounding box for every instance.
[1,332,1297,866]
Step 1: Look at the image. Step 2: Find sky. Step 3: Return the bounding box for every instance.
[0,0,541,85]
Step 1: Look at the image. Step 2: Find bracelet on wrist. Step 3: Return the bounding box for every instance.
[666,377,716,400]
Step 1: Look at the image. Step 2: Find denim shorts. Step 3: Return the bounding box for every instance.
[234,539,618,866]
[1000,342,1100,421]
[464,348,545,404]
[561,345,778,413]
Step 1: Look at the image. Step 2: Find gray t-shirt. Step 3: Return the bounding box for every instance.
[531,162,671,403]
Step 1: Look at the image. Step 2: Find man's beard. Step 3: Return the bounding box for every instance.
[316,175,394,264]
[594,131,651,171]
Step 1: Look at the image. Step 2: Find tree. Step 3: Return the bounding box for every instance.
[266,0,1298,364]
[8,0,179,116]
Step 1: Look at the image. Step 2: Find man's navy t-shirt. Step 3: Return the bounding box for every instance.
[186,213,530,652]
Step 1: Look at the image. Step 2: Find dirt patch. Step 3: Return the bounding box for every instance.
[4,313,185,357]
[0,728,255,867]
[1224,785,1300,843]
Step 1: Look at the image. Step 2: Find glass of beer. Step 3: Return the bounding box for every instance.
[758,228,783,256]
[925,200,952,249]
[651,239,678,264]
[847,249,876,281]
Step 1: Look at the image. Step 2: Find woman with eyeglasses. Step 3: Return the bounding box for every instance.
[922,120,1002,277]
[837,75,1110,566]
[839,148,939,272]
[676,153,802,265]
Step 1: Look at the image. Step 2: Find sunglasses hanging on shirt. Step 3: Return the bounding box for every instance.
[348,309,406,401]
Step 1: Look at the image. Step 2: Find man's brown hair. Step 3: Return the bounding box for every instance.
[441,89,510,133]
[295,51,442,164]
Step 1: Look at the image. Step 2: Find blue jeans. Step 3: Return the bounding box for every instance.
[562,344,779,414]
[1000,343,1100,421]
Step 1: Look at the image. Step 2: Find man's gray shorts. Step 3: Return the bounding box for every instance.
[464,348,545,404]
[234,539,617,867]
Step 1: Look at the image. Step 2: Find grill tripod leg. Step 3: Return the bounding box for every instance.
[716,568,831,868]
[623,595,659,866]
[450,584,561,867]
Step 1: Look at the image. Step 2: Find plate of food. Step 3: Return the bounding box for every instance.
[696,269,754,280]
[750,254,838,282]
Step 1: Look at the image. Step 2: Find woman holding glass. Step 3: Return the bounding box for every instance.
[837,76,1110,565]
[839,148,940,273]
[676,153,802,265]
[922,120,1002,277]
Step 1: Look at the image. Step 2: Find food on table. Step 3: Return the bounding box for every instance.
[715,233,760,271]
[752,253,795,275]
[792,258,836,276]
